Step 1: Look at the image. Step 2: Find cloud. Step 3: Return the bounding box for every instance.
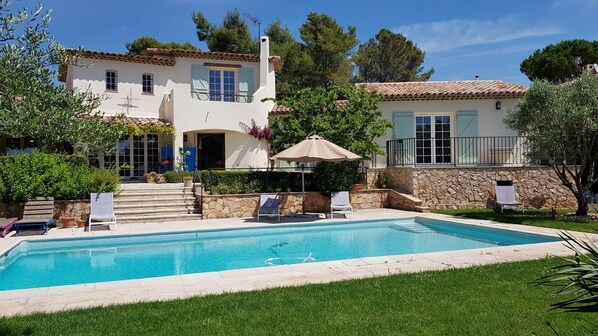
[394,16,561,53]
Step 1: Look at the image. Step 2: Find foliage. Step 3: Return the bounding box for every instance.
[536,231,598,309]
[311,162,355,195]
[505,74,598,216]
[0,0,122,158]
[115,122,176,136]
[375,172,388,188]
[125,36,197,55]
[269,86,393,161]
[299,13,358,88]
[192,9,257,54]
[520,39,598,83]
[266,20,314,98]
[1,259,596,335]
[246,120,272,141]
[529,196,547,209]
[197,170,311,194]
[0,152,120,202]
[353,29,434,83]
[163,171,192,183]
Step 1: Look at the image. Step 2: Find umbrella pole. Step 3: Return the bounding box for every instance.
[301,165,305,215]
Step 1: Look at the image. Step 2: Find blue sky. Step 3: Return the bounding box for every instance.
[37,0,598,85]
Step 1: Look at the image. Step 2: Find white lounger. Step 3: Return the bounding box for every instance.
[495,185,524,213]
[89,193,117,230]
[331,191,353,218]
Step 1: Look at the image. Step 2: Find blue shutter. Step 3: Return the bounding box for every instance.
[238,67,254,102]
[191,65,209,100]
[392,112,414,165]
[457,111,478,164]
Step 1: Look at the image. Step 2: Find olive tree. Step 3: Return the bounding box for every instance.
[0,0,122,158]
[505,74,598,216]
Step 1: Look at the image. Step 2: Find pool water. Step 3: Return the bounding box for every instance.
[0,217,560,291]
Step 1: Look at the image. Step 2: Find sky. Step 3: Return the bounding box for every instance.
[26,0,598,85]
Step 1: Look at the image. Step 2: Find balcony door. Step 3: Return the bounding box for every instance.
[415,115,452,165]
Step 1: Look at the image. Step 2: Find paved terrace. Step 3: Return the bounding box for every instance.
[1,209,596,317]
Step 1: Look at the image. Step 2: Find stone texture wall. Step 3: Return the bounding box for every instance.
[201,189,413,219]
[386,166,576,210]
[387,190,421,211]
[1,200,90,220]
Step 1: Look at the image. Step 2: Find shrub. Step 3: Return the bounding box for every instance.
[311,162,355,195]
[163,171,192,183]
[375,172,388,188]
[0,152,120,202]
[536,231,598,309]
[197,170,309,194]
[529,196,547,209]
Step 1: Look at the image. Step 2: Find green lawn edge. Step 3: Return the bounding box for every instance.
[1,258,596,336]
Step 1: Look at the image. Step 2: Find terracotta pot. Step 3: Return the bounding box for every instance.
[77,219,86,228]
[60,216,75,229]
[352,183,364,191]
[146,178,155,184]
[183,178,193,188]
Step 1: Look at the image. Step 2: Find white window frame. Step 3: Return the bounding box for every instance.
[142,73,154,94]
[415,113,454,165]
[208,67,237,102]
[106,70,118,92]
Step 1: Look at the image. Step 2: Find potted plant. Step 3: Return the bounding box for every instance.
[183,175,193,187]
[60,216,75,229]
[153,174,165,184]
[77,218,86,228]
[144,171,158,183]
[352,173,365,191]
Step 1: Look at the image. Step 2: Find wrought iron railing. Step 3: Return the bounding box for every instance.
[191,91,254,103]
[386,136,534,167]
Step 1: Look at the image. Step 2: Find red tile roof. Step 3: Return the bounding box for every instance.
[358,80,528,101]
[145,48,282,71]
[102,116,173,127]
[270,100,349,117]
[70,49,176,66]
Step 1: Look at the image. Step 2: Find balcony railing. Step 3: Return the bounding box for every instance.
[191,91,254,103]
[386,136,534,167]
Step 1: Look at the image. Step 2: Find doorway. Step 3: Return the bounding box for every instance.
[415,115,452,164]
[197,133,225,170]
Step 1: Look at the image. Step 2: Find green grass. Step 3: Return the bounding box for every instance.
[1,258,596,335]
[433,208,598,233]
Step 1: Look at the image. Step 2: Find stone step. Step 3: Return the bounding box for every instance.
[414,205,430,213]
[114,203,198,211]
[115,207,201,216]
[114,199,198,207]
[120,183,194,190]
[117,190,195,196]
[117,213,203,223]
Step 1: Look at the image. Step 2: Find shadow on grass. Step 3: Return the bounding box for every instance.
[0,323,34,336]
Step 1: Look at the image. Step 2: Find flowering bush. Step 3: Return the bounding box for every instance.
[247,121,273,141]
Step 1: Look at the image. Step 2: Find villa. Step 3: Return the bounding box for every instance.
[57,37,280,178]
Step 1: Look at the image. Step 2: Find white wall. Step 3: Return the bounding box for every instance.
[371,98,521,167]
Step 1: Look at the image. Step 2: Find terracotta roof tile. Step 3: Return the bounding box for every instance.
[270,100,349,116]
[358,80,528,101]
[71,49,176,66]
[102,116,173,127]
[145,48,282,71]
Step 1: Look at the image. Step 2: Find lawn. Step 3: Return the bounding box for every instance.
[433,208,598,233]
[0,258,595,335]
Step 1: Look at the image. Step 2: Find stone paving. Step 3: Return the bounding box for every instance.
[0,209,596,317]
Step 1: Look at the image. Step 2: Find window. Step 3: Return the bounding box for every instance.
[209,69,236,102]
[106,70,117,92]
[142,73,153,94]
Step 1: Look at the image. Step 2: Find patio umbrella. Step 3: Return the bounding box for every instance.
[270,134,361,214]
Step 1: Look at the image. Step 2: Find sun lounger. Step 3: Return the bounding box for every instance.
[1,218,17,238]
[495,185,524,213]
[15,197,56,235]
[258,194,281,221]
[331,191,353,218]
[89,193,117,231]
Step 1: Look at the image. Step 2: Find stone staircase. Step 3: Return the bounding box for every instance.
[114,183,202,223]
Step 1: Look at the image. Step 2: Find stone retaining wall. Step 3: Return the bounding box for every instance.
[200,189,417,219]
[386,166,576,210]
[1,200,89,219]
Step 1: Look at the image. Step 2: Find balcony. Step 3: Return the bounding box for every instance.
[386,136,534,167]
[191,91,254,103]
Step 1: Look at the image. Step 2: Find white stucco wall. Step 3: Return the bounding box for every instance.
[371,98,521,167]
[67,41,276,169]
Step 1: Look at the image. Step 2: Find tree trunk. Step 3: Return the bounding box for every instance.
[575,191,589,216]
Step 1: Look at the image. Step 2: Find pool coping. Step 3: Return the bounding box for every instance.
[0,209,596,317]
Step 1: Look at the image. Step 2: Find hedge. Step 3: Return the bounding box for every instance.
[0,152,121,203]
[164,170,312,194]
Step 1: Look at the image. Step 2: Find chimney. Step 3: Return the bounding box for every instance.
[260,36,270,89]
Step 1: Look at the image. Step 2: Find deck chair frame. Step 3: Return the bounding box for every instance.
[15,197,56,235]
[495,185,525,213]
[258,194,281,221]
[89,193,117,231]
[331,191,353,218]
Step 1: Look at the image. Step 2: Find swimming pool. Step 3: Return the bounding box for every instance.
[0,217,560,291]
